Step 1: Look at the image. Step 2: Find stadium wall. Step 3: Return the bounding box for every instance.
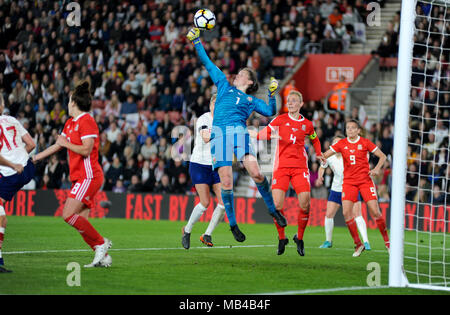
[4,189,435,231]
[292,54,372,101]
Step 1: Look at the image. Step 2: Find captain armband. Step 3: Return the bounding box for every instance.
[309,131,318,140]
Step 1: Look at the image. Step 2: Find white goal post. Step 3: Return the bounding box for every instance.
[389,0,450,291]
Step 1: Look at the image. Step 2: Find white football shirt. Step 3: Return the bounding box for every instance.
[190,112,213,165]
[0,115,30,176]
[321,154,344,192]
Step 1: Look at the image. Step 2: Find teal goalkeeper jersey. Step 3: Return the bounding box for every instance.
[193,39,277,137]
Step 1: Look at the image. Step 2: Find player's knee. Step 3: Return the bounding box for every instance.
[299,200,310,212]
[273,199,284,210]
[199,200,210,209]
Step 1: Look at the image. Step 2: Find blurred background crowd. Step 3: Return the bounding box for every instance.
[0,0,447,204]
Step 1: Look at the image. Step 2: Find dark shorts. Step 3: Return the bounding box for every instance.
[0,159,35,201]
[189,162,221,186]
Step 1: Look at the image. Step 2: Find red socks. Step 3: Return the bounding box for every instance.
[297,208,309,240]
[65,214,104,249]
[273,209,286,240]
[376,217,390,245]
[346,218,362,246]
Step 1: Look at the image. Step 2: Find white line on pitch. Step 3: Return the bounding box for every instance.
[257,285,391,295]
[2,244,387,255]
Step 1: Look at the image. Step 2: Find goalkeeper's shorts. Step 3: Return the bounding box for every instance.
[210,132,255,170]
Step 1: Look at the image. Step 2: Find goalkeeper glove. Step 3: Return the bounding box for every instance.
[187,28,200,43]
[268,77,279,97]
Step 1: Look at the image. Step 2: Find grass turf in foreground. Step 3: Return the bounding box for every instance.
[0,216,449,295]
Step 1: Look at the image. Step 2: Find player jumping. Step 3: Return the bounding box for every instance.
[322,119,390,257]
[33,81,112,267]
[249,90,324,256]
[316,135,370,250]
[182,94,226,249]
[0,95,36,273]
[187,28,287,243]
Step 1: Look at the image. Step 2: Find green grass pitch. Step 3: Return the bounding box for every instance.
[0,216,449,295]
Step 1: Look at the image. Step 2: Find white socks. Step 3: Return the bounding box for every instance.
[355,215,369,243]
[185,203,226,236]
[324,217,334,242]
[324,216,369,244]
[205,204,225,236]
[185,203,207,233]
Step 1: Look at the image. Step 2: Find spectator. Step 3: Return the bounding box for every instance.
[155,174,173,194]
[141,137,158,160]
[120,95,138,116]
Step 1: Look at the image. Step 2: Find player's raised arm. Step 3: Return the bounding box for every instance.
[33,143,63,163]
[322,148,336,159]
[252,77,279,117]
[187,28,227,87]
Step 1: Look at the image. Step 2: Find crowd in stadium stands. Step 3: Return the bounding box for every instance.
[403,1,450,205]
[0,0,445,203]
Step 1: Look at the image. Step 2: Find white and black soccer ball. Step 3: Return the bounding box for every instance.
[194,9,216,30]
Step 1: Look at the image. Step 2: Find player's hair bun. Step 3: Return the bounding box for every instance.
[72,80,92,112]
[75,81,91,94]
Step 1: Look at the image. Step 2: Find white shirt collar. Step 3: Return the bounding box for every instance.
[347,136,360,144]
[73,112,88,122]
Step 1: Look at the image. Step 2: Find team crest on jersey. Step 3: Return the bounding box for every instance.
[302,125,306,131]
[285,122,290,126]
[344,146,348,150]
[75,124,79,131]
[358,144,362,150]
[247,97,252,102]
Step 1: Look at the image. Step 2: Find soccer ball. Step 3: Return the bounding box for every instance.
[194,9,216,30]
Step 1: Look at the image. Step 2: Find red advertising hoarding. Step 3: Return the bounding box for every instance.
[290,54,372,101]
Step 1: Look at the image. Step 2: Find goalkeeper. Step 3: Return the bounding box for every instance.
[187,28,287,242]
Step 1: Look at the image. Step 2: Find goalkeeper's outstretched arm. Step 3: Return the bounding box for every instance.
[187,28,227,86]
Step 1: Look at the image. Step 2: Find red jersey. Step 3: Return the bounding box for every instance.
[62,112,103,182]
[257,113,321,170]
[330,136,378,185]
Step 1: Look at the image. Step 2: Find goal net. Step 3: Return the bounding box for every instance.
[390,0,450,291]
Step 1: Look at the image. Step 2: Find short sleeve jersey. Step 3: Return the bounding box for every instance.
[62,112,103,182]
[190,112,213,165]
[320,154,344,192]
[0,115,30,176]
[267,113,316,170]
[330,136,378,185]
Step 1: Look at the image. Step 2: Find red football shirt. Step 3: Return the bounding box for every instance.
[62,112,103,182]
[258,113,319,170]
[330,136,378,185]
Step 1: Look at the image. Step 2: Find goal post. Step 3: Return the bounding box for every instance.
[388,0,416,288]
[389,0,450,291]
